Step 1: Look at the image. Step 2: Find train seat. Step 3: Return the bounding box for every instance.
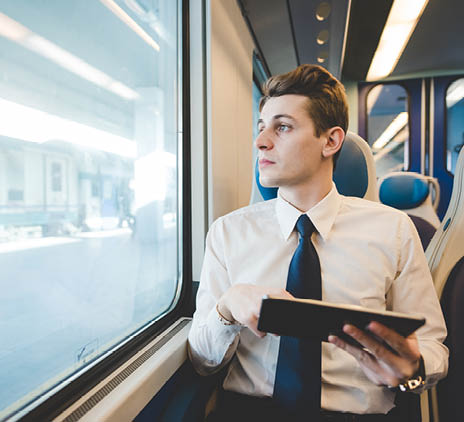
[425,146,464,422]
[378,172,441,228]
[408,214,437,250]
[249,131,379,203]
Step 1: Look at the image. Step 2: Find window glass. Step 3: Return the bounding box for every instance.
[252,81,261,164]
[252,52,265,164]
[0,0,181,418]
[366,84,409,178]
[446,78,464,174]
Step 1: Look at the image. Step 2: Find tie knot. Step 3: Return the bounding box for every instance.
[295,214,316,239]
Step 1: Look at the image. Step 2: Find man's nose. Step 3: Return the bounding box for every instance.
[255,128,273,150]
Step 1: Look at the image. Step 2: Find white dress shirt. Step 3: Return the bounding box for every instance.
[188,184,448,414]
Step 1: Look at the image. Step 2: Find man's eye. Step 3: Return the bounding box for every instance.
[278,124,290,132]
[258,126,264,133]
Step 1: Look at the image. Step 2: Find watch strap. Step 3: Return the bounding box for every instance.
[398,355,426,392]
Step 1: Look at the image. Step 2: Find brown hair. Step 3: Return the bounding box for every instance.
[259,64,348,167]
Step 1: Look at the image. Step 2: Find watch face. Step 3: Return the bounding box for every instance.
[399,376,424,392]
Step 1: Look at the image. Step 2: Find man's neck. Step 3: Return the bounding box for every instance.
[279,177,333,212]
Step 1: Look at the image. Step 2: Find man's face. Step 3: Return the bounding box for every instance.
[256,94,326,190]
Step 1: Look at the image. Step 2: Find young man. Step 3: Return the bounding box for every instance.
[188,65,448,421]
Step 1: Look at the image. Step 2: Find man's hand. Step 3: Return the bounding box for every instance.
[328,321,421,387]
[217,284,293,337]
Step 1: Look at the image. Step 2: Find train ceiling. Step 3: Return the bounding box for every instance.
[238,0,464,82]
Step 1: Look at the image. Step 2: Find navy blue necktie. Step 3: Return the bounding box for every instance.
[273,214,322,418]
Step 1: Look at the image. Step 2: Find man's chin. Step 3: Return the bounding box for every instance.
[259,178,279,188]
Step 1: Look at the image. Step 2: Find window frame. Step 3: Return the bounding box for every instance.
[431,73,464,218]
[361,81,413,174]
[7,1,192,421]
[443,76,464,176]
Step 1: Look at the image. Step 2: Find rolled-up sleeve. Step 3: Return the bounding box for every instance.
[188,218,242,375]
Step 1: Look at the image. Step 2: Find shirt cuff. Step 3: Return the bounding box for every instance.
[206,304,242,338]
[421,352,446,390]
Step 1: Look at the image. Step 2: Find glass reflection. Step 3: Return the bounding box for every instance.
[366,84,409,178]
[446,78,464,174]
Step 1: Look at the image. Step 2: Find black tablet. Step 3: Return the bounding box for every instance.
[257,296,426,348]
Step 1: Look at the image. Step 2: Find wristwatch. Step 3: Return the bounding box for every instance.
[216,303,235,325]
[398,356,426,392]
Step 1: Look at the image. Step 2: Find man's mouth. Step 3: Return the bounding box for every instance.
[259,158,275,168]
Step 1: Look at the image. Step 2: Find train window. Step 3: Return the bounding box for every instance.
[252,80,261,163]
[366,84,410,178]
[0,0,182,419]
[252,52,266,167]
[445,78,464,174]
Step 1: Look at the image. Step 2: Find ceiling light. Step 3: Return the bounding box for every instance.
[99,0,160,52]
[0,12,29,41]
[124,0,173,46]
[27,35,113,87]
[372,111,408,150]
[107,81,140,100]
[317,30,329,45]
[0,98,137,158]
[317,51,328,63]
[25,34,139,100]
[0,13,139,100]
[315,2,331,21]
[446,79,464,108]
[366,0,429,81]
[373,126,408,162]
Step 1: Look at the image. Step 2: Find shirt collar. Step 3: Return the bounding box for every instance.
[276,182,342,241]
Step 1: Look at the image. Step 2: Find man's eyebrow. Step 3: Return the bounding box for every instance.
[258,114,296,125]
[273,114,296,121]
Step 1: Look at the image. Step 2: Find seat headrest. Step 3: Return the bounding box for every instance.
[379,175,429,210]
[426,146,464,297]
[250,131,378,203]
[332,132,369,198]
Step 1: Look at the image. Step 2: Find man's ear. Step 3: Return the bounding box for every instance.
[322,127,345,159]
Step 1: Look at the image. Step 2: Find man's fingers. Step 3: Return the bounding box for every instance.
[343,324,400,361]
[342,324,420,380]
[328,335,377,366]
[251,328,267,338]
[328,335,400,386]
[266,288,294,300]
[237,311,267,338]
[225,284,294,338]
[248,320,267,338]
[366,322,419,360]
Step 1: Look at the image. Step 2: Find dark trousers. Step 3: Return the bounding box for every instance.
[206,389,398,422]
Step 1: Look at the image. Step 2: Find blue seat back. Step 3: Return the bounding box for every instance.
[378,172,441,228]
[379,175,429,209]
